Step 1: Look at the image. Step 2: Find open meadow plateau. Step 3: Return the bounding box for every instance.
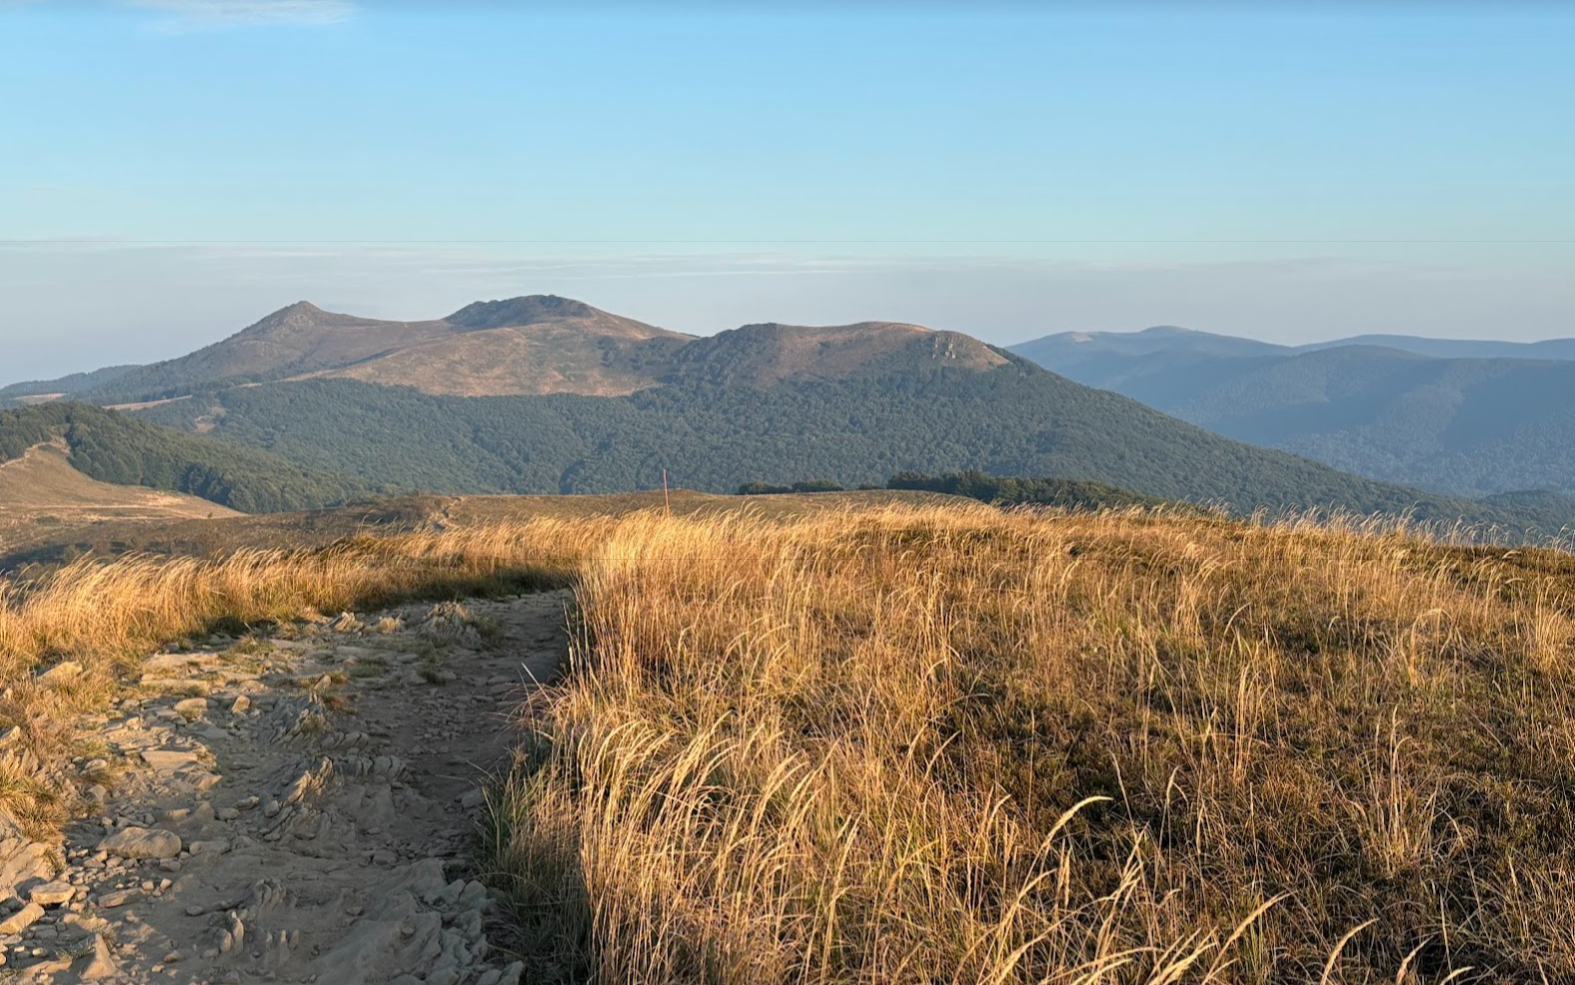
[0,492,1573,984]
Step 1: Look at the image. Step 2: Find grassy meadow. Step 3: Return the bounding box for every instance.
[492,505,1575,984]
[3,497,1574,981]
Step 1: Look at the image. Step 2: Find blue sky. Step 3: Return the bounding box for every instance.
[2,1,1572,381]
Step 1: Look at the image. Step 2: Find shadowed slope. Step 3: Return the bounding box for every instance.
[1013,328,1575,496]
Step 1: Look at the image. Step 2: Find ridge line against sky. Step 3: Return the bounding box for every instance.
[1,1,1571,379]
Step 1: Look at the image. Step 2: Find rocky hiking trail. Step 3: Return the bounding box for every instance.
[1,591,572,984]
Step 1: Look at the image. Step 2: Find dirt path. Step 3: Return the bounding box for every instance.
[1,591,571,984]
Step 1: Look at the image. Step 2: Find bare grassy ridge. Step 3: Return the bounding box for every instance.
[493,506,1575,984]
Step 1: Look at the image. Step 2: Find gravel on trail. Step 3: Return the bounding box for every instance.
[0,591,571,985]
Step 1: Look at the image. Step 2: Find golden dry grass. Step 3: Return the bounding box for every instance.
[6,497,1575,982]
[489,504,1575,984]
[0,518,605,835]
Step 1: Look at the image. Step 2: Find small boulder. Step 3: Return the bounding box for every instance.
[36,661,84,687]
[99,827,181,860]
[0,841,54,890]
[29,882,74,906]
[98,888,144,908]
[0,901,43,934]
[141,748,203,772]
[76,934,120,981]
[173,697,208,721]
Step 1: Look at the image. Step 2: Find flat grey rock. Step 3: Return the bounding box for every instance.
[99,827,182,860]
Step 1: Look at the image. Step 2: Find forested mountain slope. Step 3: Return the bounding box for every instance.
[135,368,1574,535]
[0,365,141,406]
[0,403,369,512]
[1013,330,1575,496]
[13,296,1573,532]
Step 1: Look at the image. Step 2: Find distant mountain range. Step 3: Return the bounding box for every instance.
[1014,326,1575,368]
[1299,334,1575,361]
[5,297,1573,536]
[1011,326,1575,497]
[32,295,1005,405]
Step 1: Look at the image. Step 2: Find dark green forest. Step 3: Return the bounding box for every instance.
[0,403,369,513]
[884,470,1173,510]
[136,372,1574,533]
[738,472,1171,510]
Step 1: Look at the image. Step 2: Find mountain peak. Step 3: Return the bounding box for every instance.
[262,301,325,320]
[445,295,598,330]
[237,300,337,337]
[1137,325,1194,335]
[72,299,1005,404]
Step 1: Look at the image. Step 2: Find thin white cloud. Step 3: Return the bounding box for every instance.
[125,0,355,32]
[0,240,1445,283]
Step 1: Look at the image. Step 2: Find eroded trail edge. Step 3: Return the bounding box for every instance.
[3,590,571,984]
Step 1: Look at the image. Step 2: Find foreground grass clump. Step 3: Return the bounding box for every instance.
[491,505,1575,984]
[0,518,603,833]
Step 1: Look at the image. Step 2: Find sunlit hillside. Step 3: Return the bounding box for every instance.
[493,505,1575,984]
[0,439,239,552]
[4,499,1573,981]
